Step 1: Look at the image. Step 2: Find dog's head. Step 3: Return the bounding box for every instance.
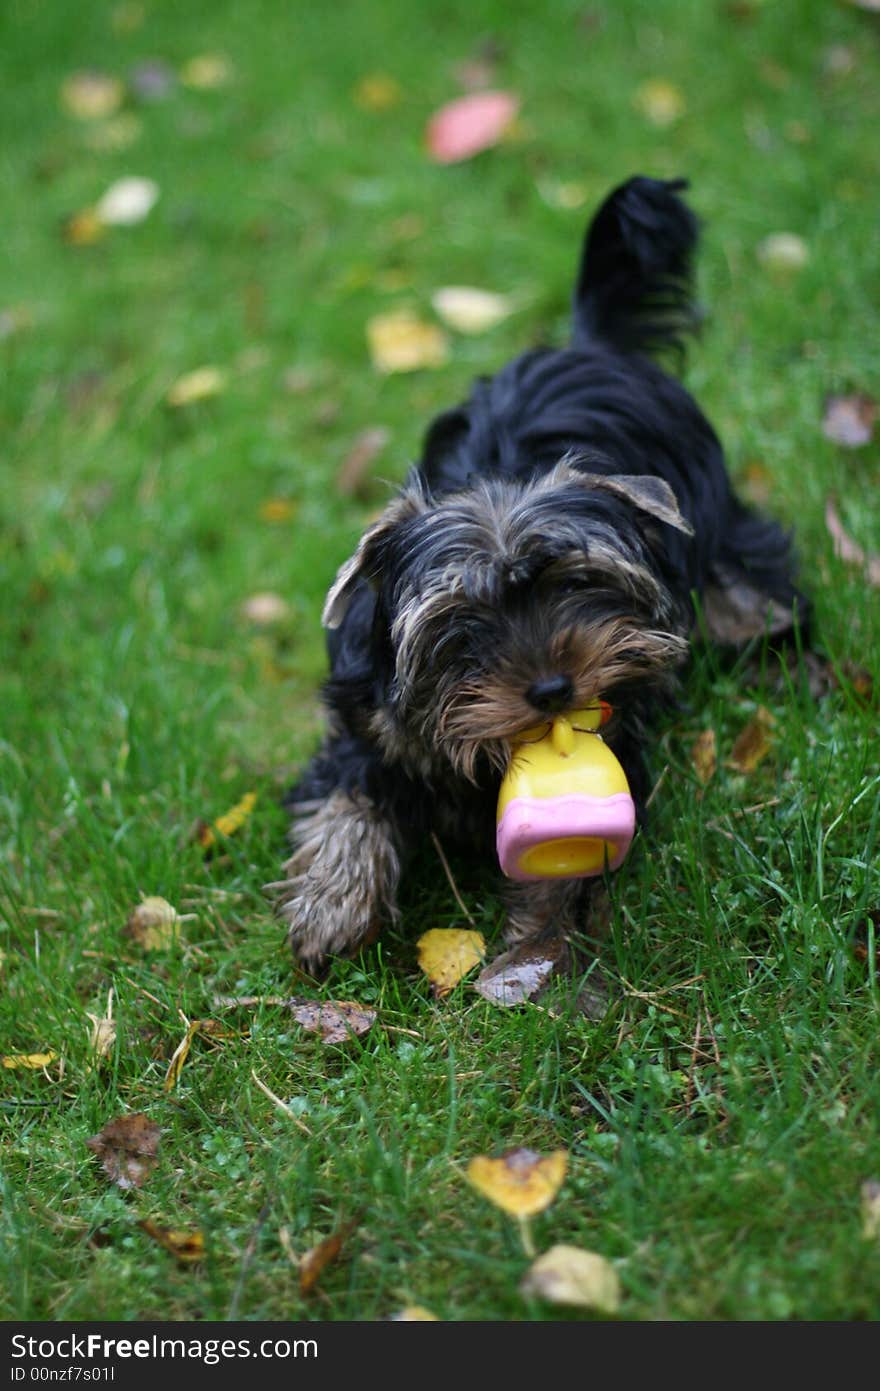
[323,460,692,781]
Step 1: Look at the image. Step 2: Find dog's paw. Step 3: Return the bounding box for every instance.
[272,873,383,975]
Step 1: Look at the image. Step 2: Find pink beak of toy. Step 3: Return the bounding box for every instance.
[495,709,636,882]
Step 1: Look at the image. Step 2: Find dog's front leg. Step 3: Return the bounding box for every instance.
[502,877,593,955]
[269,786,402,974]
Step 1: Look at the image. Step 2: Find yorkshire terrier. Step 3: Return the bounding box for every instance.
[268,176,808,974]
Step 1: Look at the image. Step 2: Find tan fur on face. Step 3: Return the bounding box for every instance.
[435,618,687,780]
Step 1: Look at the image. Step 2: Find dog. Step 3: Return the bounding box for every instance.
[267,176,809,975]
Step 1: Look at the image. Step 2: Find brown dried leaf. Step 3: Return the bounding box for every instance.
[140,1220,205,1264]
[62,209,107,247]
[700,573,796,645]
[822,393,877,448]
[474,937,567,1007]
[836,659,874,705]
[466,1147,568,1217]
[416,928,486,997]
[825,497,880,587]
[352,73,402,111]
[690,728,717,785]
[86,1013,117,1062]
[335,427,390,499]
[727,707,775,774]
[86,1113,160,1190]
[258,497,298,523]
[288,999,377,1044]
[299,1219,357,1296]
[521,1244,620,1313]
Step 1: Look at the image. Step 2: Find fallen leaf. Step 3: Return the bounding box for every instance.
[288,999,377,1044]
[366,311,449,374]
[757,233,809,273]
[431,286,513,334]
[474,937,567,1007]
[0,306,32,340]
[390,1306,439,1320]
[299,1219,358,1296]
[239,592,290,626]
[822,393,877,448]
[166,366,227,407]
[86,1112,160,1190]
[163,1018,235,1092]
[140,1220,205,1264]
[836,659,874,705]
[335,426,390,498]
[691,728,717,785]
[86,994,117,1063]
[2,1051,57,1070]
[95,176,159,226]
[417,927,485,996]
[466,1147,568,1217]
[61,71,124,120]
[83,114,143,152]
[196,790,258,850]
[634,78,686,126]
[425,90,519,164]
[258,497,298,523]
[727,707,775,774]
[62,209,107,247]
[536,179,591,211]
[824,497,880,586]
[861,1180,880,1240]
[521,1244,620,1314]
[180,54,233,89]
[125,895,193,951]
[699,573,796,645]
[740,459,773,505]
[353,73,402,110]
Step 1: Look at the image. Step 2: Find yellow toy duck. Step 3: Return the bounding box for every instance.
[496,702,635,881]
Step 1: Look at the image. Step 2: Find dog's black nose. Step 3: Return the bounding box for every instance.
[526,674,574,714]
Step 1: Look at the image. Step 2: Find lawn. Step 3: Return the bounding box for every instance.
[1,0,879,1322]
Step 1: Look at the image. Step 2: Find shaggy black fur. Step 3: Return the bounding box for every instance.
[271,175,809,973]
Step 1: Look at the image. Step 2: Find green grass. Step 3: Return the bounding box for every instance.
[2,0,879,1322]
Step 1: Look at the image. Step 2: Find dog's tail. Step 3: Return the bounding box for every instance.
[571,176,699,358]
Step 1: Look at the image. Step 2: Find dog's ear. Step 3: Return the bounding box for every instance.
[322,487,425,629]
[584,474,694,536]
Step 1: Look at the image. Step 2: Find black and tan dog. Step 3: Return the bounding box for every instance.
[268,176,808,973]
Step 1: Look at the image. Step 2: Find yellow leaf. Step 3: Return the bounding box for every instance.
[391,1306,439,1320]
[727,707,775,774]
[166,366,227,407]
[520,1244,621,1313]
[197,791,258,850]
[690,728,717,785]
[164,1021,199,1091]
[258,498,297,523]
[756,233,809,274]
[416,928,485,996]
[466,1147,568,1217]
[861,1181,880,1241]
[140,1220,205,1264]
[353,73,402,111]
[2,1051,57,1070]
[125,895,192,951]
[61,71,124,120]
[634,78,686,126]
[431,286,513,335]
[180,54,233,89]
[366,311,449,374]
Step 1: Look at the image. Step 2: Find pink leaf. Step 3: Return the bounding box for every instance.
[426,91,519,164]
